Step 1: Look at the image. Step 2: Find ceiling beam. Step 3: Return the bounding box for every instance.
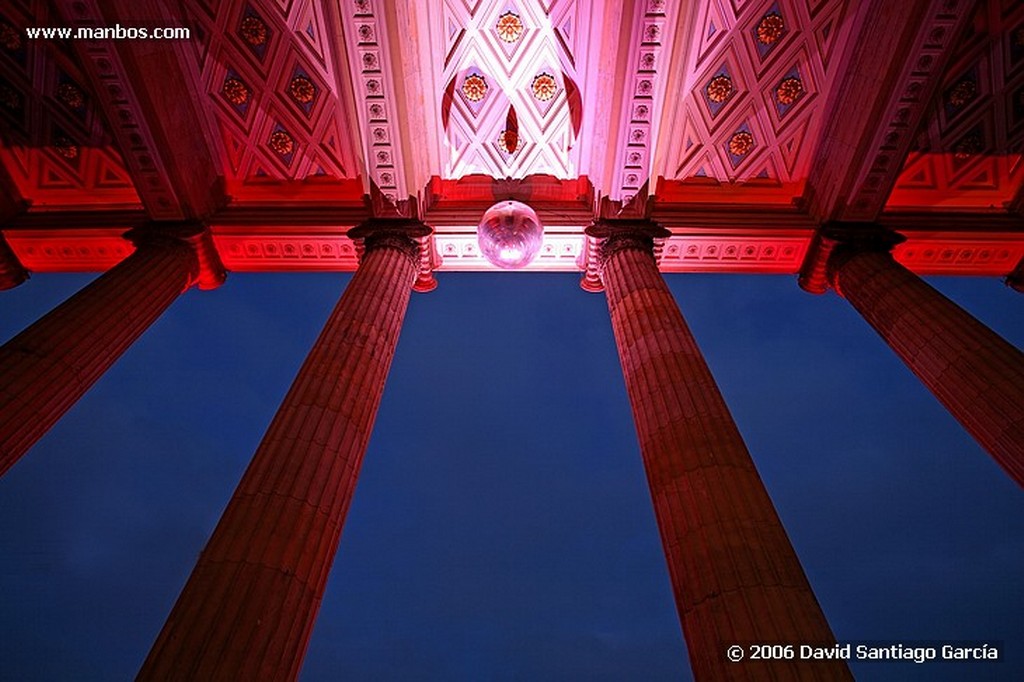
[51,0,225,221]
[801,0,977,223]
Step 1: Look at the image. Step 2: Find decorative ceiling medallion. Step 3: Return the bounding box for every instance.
[706,75,733,103]
[0,83,20,111]
[462,73,488,102]
[268,129,295,156]
[776,77,803,105]
[222,77,250,106]
[756,12,785,45]
[55,82,85,111]
[947,79,976,108]
[496,12,524,43]
[532,73,557,102]
[499,129,521,153]
[53,134,78,160]
[0,22,20,51]
[239,14,268,46]
[728,131,754,156]
[952,132,982,161]
[288,75,316,105]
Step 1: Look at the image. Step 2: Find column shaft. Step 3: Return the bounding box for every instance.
[832,250,1024,485]
[0,238,197,476]
[137,234,419,681]
[600,234,850,681]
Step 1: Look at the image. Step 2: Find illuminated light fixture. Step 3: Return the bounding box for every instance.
[495,12,524,43]
[477,200,544,269]
[532,73,557,102]
[462,73,488,102]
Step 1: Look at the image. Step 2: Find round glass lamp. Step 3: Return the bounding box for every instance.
[477,200,544,269]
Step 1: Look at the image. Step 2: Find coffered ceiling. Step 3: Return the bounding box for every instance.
[0,0,1022,278]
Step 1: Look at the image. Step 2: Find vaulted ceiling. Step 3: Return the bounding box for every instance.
[1,0,1022,279]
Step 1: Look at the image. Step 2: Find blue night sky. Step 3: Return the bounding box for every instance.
[0,269,1021,680]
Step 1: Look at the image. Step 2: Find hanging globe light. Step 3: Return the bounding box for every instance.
[477,200,544,269]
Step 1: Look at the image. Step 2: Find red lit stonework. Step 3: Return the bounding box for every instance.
[0,0,1021,679]
[588,220,852,681]
[0,225,221,477]
[137,220,427,681]
[825,228,1024,486]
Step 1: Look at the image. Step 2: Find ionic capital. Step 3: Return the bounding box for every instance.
[348,219,433,285]
[798,222,905,295]
[124,221,226,290]
[581,219,670,291]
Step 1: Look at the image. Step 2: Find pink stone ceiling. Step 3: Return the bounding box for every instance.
[181,0,361,197]
[661,0,856,199]
[439,0,586,179]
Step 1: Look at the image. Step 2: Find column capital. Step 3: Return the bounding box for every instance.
[124,222,226,290]
[582,219,670,292]
[348,218,435,291]
[798,222,905,295]
[0,234,29,291]
[1006,256,1024,293]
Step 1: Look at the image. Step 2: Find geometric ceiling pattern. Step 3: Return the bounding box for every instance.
[0,0,140,209]
[437,0,587,180]
[179,0,360,199]
[660,0,855,199]
[1,0,1022,280]
[887,0,1024,210]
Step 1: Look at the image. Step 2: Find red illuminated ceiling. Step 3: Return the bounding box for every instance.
[0,0,140,209]
[0,0,1022,280]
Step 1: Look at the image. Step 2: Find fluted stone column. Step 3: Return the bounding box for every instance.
[0,224,221,477]
[825,228,1024,487]
[0,233,29,290]
[587,220,850,681]
[138,220,428,682]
